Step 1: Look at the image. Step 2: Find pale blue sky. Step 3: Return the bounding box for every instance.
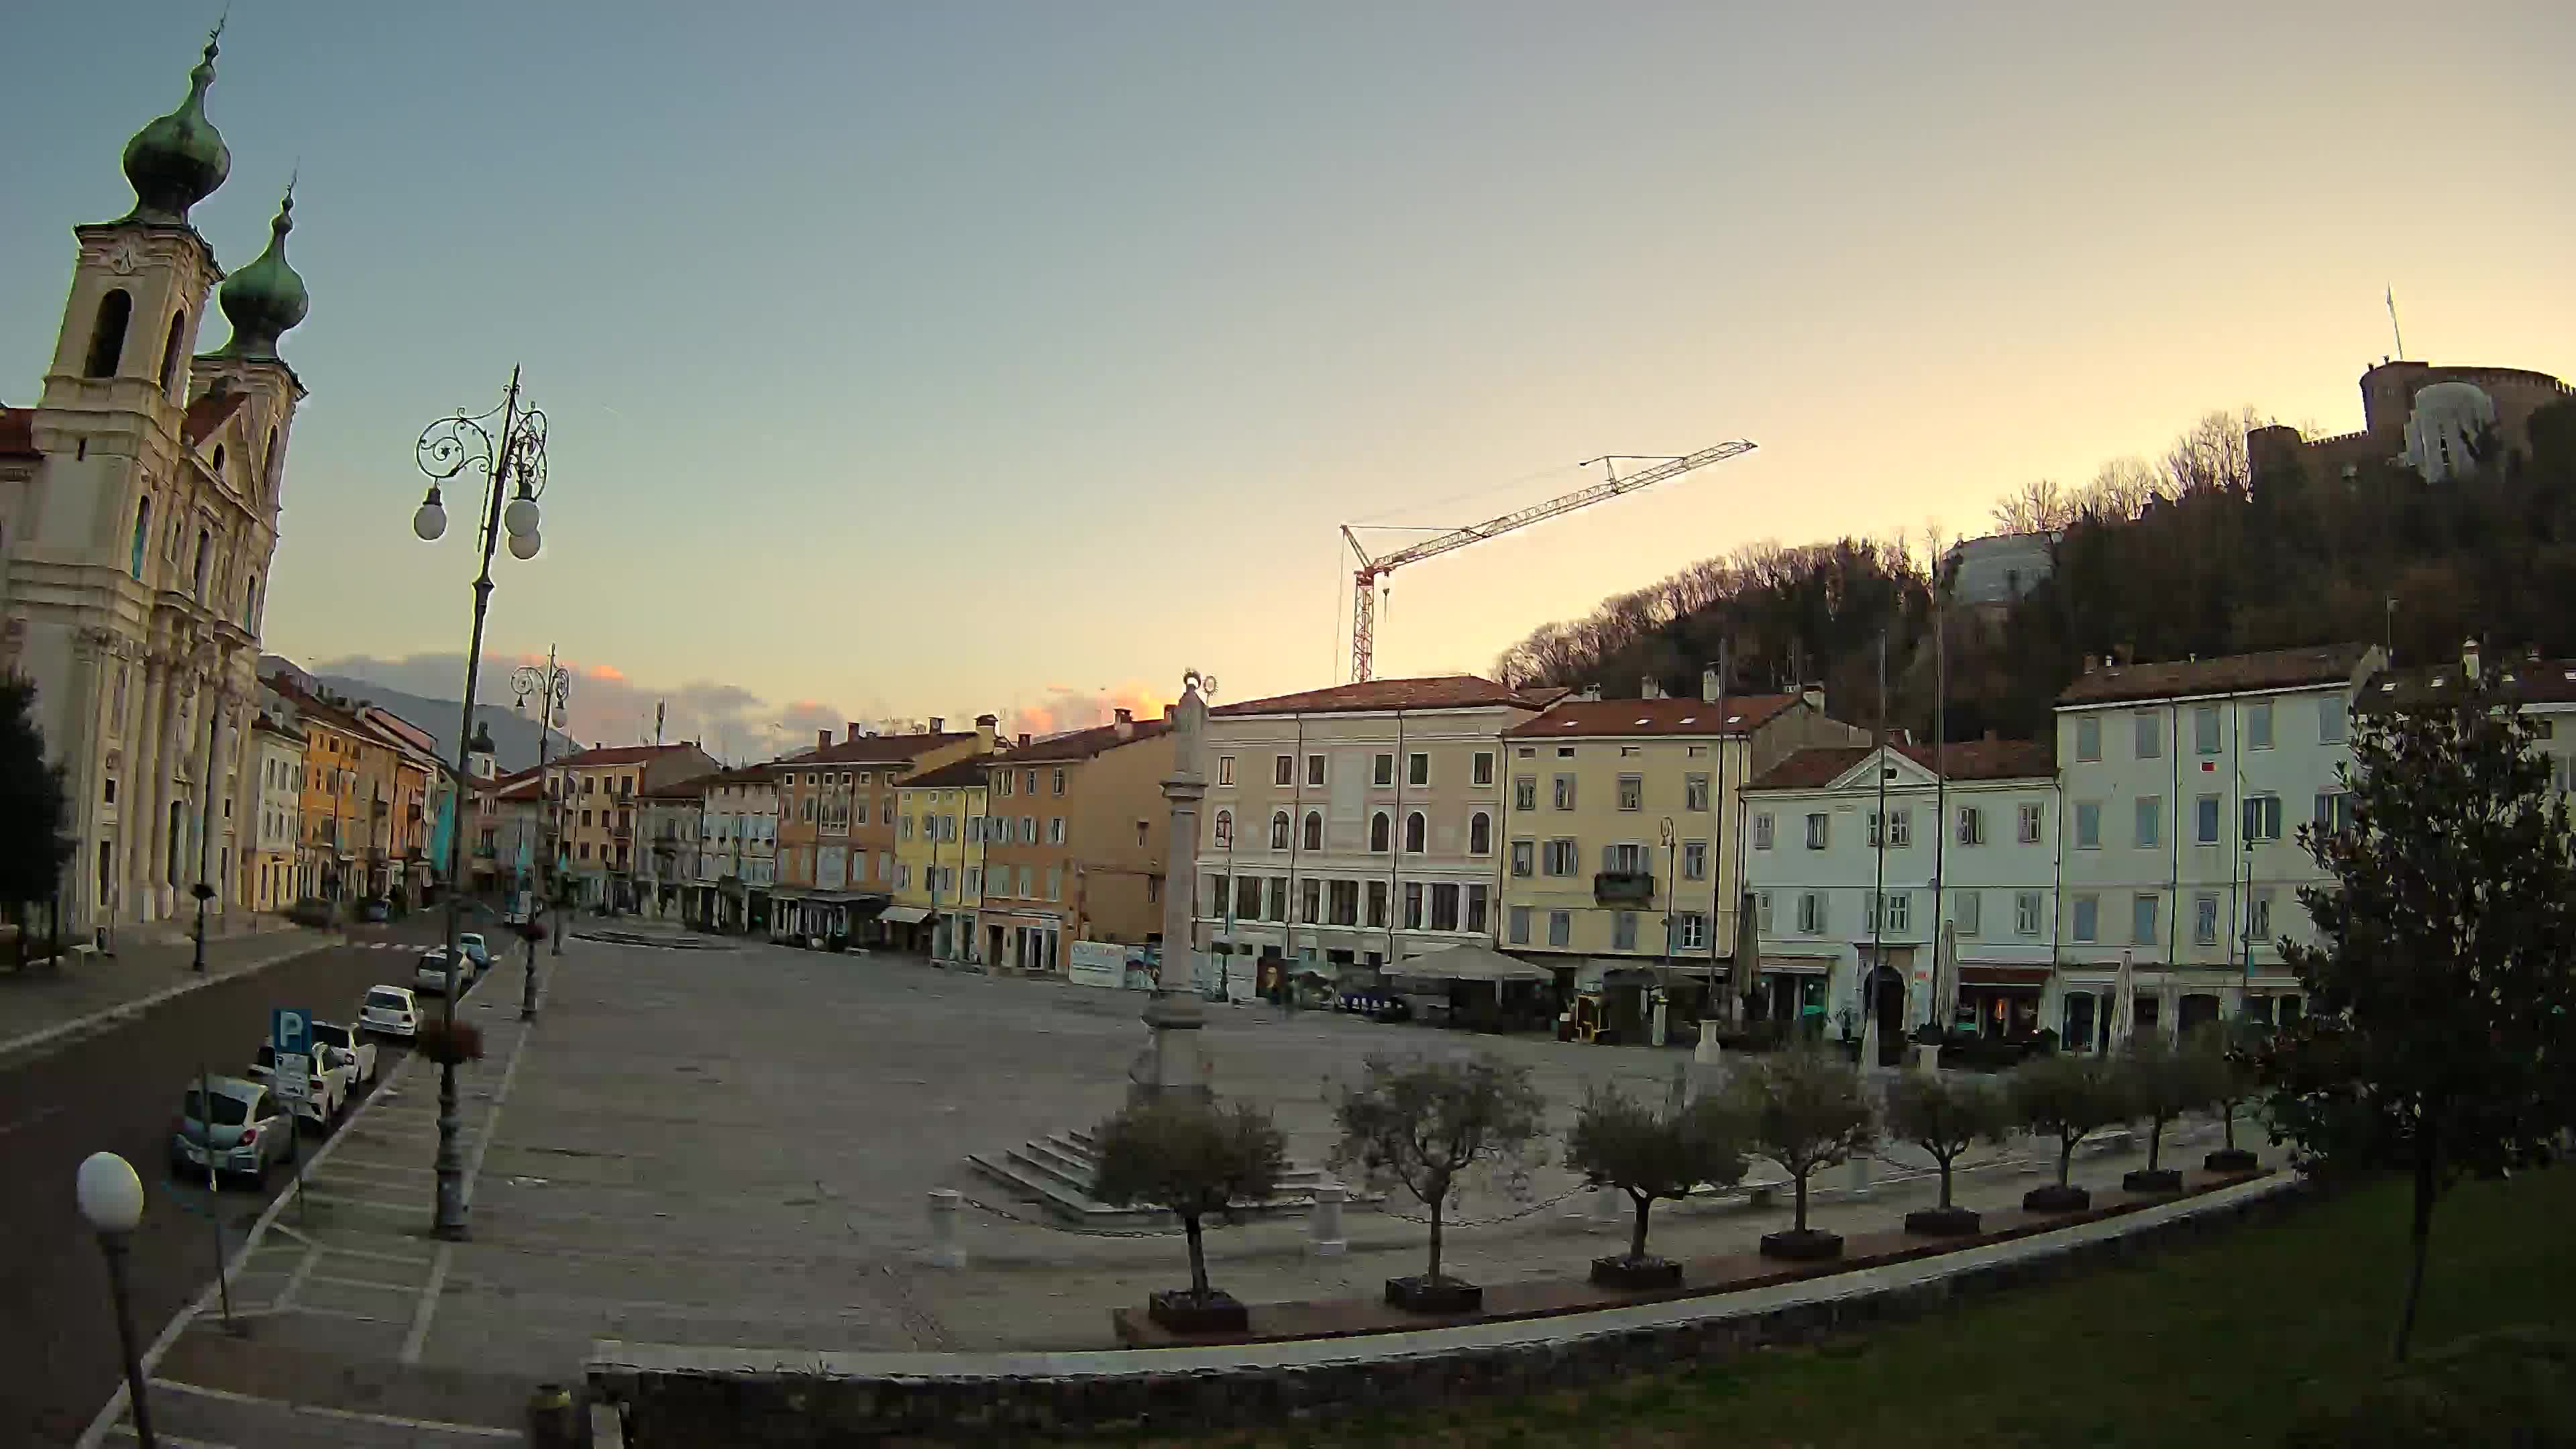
[8,2,2572,753]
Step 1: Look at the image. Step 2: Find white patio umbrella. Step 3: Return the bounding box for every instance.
[1933,920,1959,1036]
[2110,948,2137,1053]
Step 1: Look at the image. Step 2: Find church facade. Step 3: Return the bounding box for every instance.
[0,27,314,932]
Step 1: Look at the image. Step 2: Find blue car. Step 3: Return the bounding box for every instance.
[456,932,492,976]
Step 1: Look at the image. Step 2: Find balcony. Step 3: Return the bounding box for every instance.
[1593,871,1656,906]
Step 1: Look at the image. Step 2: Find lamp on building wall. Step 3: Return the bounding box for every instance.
[409,368,549,1242]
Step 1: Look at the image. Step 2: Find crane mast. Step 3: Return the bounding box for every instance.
[1343,441,1758,683]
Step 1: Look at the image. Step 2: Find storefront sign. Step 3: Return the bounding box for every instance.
[1068,940,1138,989]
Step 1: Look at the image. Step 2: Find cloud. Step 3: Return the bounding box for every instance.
[1004,678,1174,739]
[297,651,850,766]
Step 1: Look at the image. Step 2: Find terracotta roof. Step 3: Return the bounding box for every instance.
[1210,676,1536,718]
[2363,655,2576,710]
[1503,694,1802,739]
[1748,738,2054,792]
[901,755,998,790]
[641,777,711,800]
[250,713,303,743]
[2056,645,2373,706]
[0,407,34,459]
[988,717,1172,763]
[494,772,547,802]
[696,764,779,788]
[771,732,974,769]
[1518,685,1576,708]
[553,742,708,769]
[181,390,248,447]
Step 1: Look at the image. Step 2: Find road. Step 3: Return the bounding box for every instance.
[0,917,511,1446]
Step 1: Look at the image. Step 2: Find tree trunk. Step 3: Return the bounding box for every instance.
[2392,1127,2438,1363]
[2057,1138,2074,1188]
[1629,1193,1652,1260]
[1427,1199,1445,1283]
[2147,1112,2165,1172]
[2223,1101,2238,1151]
[1183,1214,1211,1299]
[1793,1169,1811,1232]
[1937,1155,1955,1210]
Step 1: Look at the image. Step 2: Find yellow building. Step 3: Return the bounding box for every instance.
[892,756,991,961]
[1497,679,1864,1039]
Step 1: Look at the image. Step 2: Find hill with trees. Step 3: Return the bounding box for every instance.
[1493,398,2576,743]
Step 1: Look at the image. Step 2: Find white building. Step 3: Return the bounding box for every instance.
[695,766,777,932]
[245,711,302,912]
[1744,738,2059,1057]
[1195,676,1542,976]
[0,34,311,933]
[2052,643,2381,1047]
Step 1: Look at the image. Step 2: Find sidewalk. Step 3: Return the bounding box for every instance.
[0,918,333,1068]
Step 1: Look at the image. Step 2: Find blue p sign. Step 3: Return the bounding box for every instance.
[271,1007,311,1059]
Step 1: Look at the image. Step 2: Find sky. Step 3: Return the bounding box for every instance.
[8,2,2573,758]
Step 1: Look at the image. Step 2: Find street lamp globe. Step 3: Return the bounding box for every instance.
[502,494,541,540]
[75,1151,145,1234]
[412,489,447,542]
[507,528,541,561]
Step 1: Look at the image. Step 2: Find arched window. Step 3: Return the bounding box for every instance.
[211,443,225,477]
[86,289,132,378]
[1302,810,1322,851]
[159,311,188,396]
[244,572,258,626]
[1404,811,1427,853]
[1213,810,1232,849]
[1469,811,1493,855]
[1369,811,1391,853]
[193,528,210,596]
[264,426,280,494]
[128,496,151,578]
[1269,810,1290,851]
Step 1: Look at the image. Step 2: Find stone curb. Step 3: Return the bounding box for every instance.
[0,930,338,1071]
[590,1172,2307,1442]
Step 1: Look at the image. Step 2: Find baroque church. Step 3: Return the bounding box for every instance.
[0,27,311,932]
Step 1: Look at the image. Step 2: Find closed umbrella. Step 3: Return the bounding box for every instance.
[1933,920,1958,1036]
[2111,949,2136,1054]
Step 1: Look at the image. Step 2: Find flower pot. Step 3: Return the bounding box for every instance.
[1589,1254,1683,1290]
[2204,1148,2259,1174]
[2022,1183,2090,1214]
[2121,1168,2184,1194]
[1758,1228,1844,1261]
[1146,1289,1249,1335]
[1383,1275,1483,1314]
[1903,1206,1983,1237]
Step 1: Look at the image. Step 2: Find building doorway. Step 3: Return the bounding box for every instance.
[1864,964,1906,1065]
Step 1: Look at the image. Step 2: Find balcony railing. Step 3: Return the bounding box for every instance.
[1593,871,1656,906]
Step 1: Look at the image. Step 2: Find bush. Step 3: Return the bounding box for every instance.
[415,1018,484,1065]
[1092,1097,1286,1307]
[1566,1083,1748,1267]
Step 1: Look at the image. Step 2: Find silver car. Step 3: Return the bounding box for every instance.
[169,1076,292,1187]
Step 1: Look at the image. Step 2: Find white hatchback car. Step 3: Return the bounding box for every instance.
[414,950,465,996]
[360,985,421,1038]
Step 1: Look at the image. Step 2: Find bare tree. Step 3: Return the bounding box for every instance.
[1990,477,2076,535]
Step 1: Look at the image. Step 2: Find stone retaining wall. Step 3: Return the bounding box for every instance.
[590,1174,2306,1446]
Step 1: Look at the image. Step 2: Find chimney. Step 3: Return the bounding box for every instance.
[975,712,998,751]
[928,716,945,733]
[1701,667,1721,704]
[2463,638,2480,681]
[1114,707,1134,739]
[1801,686,1825,713]
[816,729,830,750]
[1576,683,1603,702]
[847,722,863,743]
[1641,675,1664,700]
[1017,732,1032,747]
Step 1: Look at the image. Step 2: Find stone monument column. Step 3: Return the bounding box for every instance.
[1131,671,1212,1106]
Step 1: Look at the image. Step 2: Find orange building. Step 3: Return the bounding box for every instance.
[977,709,1173,975]
[769,716,995,943]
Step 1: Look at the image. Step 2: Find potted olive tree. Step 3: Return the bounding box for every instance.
[1090,1097,1288,1334]
[1724,1048,1877,1261]
[2008,1051,2133,1212]
[1332,1053,1546,1314]
[1566,1084,1749,1289]
[2202,1020,2264,1174]
[2117,1032,2211,1193]
[1884,1067,2015,1236]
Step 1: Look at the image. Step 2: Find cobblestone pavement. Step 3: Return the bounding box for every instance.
[74,932,2279,1445]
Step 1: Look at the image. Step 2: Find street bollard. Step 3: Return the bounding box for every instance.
[926,1188,966,1269]
[1307,1182,1347,1256]
[1592,1183,1625,1229]
[1845,1152,1873,1198]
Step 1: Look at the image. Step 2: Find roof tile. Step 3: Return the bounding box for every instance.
[1210,675,1535,718]
[2055,644,2373,706]
[1502,694,1803,739]
[1749,738,2053,791]
[987,717,1171,763]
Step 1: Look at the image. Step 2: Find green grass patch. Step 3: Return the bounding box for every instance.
[1130,1168,2576,1448]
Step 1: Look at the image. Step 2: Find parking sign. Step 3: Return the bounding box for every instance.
[271,1007,311,1059]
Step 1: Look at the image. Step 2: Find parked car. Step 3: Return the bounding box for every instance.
[248,1043,350,1130]
[414,949,464,996]
[309,1020,378,1087]
[170,1075,293,1187]
[361,898,390,923]
[456,932,492,976]
[360,985,421,1039]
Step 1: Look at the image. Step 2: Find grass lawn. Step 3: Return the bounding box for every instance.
[1136,1167,2576,1448]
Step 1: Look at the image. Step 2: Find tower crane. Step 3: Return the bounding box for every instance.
[1340,441,1758,683]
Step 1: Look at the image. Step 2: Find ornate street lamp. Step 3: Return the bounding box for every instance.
[513,648,572,1007]
[411,368,549,1241]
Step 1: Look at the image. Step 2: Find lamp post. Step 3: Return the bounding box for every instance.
[513,649,571,1015]
[189,659,225,973]
[411,368,549,1240]
[1656,816,1676,1049]
[76,1150,156,1449]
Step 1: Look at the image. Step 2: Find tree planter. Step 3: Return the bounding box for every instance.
[1903,1206,1982,1237]
[1146,1289,1248,1335]
[1758,1228,1844,1261]
[1383,1275,1483,1314]
[2122,1167,2185,1193]
[1589,1254,1682,1290]
[2023,1183,2090,1213]
[2204,1148,2259,1173]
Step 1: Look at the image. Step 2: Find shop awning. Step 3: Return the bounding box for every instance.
[1387,943,1555,983]
[1960,964,2053,986]
[1758,955,1834,975]
[879,906,932,924]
